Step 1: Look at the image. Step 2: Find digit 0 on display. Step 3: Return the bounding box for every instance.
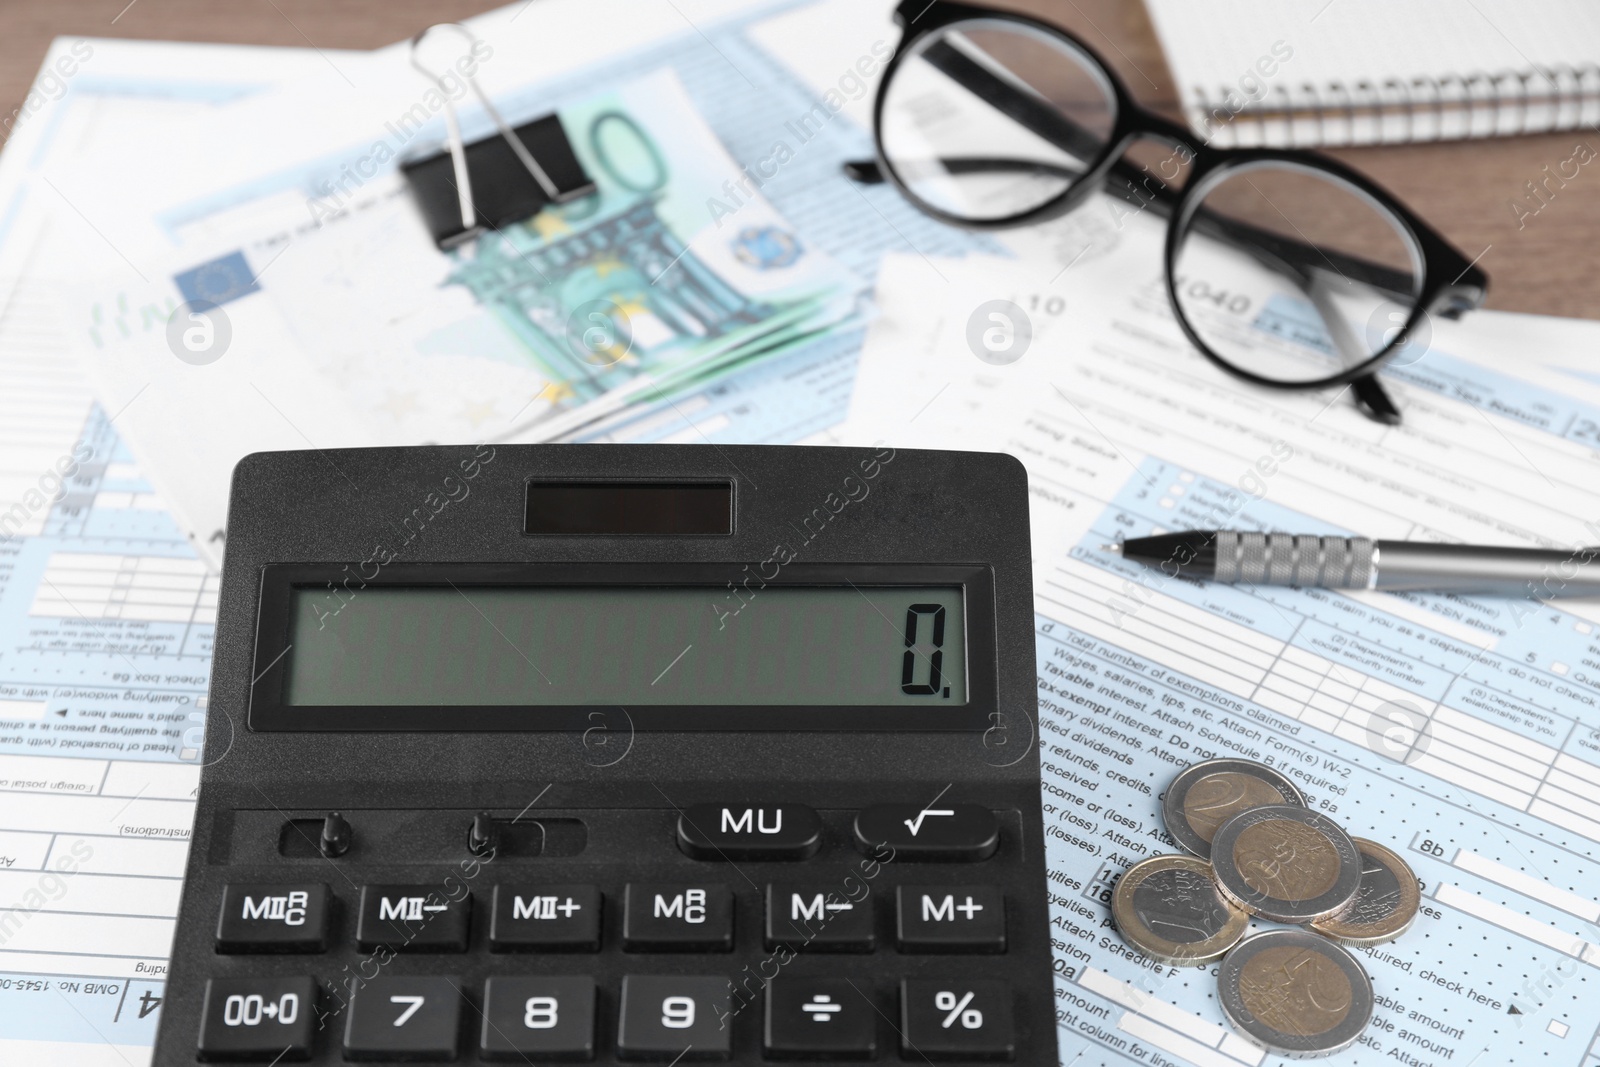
[901,603,950,697]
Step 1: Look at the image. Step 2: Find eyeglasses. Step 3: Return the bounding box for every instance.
[846,0,1489,425]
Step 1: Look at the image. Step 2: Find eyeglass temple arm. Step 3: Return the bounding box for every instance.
[1300,270,1402,424]
[848,154,1416,301]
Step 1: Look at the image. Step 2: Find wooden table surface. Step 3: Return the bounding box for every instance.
[1,0,1596,318]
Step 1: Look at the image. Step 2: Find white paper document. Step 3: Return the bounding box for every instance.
[846,216,1600,1064]
[0,36,362,1067]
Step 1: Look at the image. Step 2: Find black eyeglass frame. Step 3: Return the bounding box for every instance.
[860,0,1489,412]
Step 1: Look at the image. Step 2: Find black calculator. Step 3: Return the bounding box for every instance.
[154,444,1054,1064]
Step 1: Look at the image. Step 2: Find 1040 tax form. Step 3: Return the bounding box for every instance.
[848,230,1600,1066]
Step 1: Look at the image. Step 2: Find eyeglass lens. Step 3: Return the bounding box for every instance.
[1171,161,1424,384]
[879,19,1118,221]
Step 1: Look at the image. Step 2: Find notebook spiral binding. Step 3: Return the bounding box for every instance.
[1191,62,1600,147]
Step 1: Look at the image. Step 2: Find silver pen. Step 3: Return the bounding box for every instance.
[1108,531,1600,597]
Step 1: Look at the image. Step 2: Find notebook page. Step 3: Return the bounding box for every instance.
[1145,0,1600,144]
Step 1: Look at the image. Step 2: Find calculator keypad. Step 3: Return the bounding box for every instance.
[195,803,1029,1061]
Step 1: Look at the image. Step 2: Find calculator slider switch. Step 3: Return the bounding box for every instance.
[677,803,822,860]
[854,803,999,861]
[468,812,498,856]
[319,812,352,858]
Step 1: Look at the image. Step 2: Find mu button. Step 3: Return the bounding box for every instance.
[854,803,999,861]
[677,803,822,860]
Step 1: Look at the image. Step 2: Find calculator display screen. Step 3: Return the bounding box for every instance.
[282,586,966,707]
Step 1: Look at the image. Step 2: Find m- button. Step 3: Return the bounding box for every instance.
[896,885,1006,952]
[677,803,822,860]
[765,884,875,951]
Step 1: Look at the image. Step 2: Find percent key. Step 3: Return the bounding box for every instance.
[900,980,1014,1060]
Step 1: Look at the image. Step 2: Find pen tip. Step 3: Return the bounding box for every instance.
[1100,543,1122,554]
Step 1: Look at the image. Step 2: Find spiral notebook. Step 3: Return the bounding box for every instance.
[1144,0,1600,146]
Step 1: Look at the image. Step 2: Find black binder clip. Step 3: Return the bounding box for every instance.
[400,23,596,250]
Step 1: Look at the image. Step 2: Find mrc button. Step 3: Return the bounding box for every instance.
[215,884,331,953]
[854,803,999,861]
[623,884,734,951]
[677,803,822,860]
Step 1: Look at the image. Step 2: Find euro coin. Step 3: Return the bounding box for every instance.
[1163,758,1308,859]
[1112,854,1249,965]
[1210,805,1361,923]
[1219,929,1373,1058]
[1310,838,1420,946]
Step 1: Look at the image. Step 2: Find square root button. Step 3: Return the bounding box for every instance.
[854,803,998,861]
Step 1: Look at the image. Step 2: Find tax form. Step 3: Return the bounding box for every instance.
[847,228,1600,1065]
[0,38,359,1066]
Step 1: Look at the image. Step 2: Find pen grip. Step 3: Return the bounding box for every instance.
[1213,532,1374,588]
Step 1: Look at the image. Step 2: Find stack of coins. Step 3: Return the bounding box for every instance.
[1111,758,1420,1058]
